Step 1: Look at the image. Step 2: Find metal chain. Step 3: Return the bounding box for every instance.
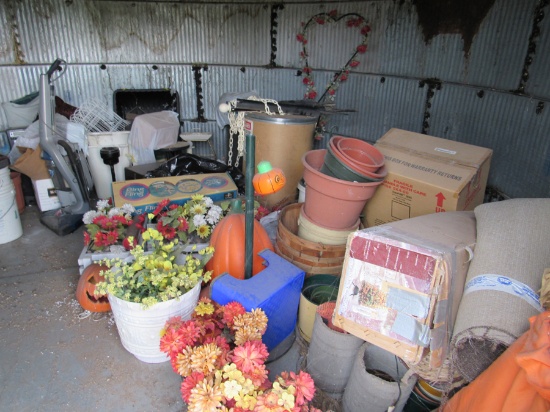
[226,96,285,168]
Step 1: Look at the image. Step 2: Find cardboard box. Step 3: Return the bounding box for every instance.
[33,178,62,211]
[333,211,476,368]
[112,172,238,214]
[363,128,492,227]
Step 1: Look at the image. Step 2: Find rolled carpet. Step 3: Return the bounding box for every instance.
[451,198,550,382]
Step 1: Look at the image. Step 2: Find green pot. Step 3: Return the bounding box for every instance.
[298,274,340,342]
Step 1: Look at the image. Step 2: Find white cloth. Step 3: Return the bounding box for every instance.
[128,111,180,164]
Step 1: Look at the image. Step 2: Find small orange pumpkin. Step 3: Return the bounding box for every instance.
[206,200,274,280]
[253,161,286,195]
[76,263,111,312]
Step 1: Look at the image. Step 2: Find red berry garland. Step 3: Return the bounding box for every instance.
[297,10,371,139]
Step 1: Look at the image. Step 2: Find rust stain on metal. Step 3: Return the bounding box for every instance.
[418,78,442,134]
[192,65,207,123]
[414,0,496,56]
[516,0,548,94]
[7,1,25,64]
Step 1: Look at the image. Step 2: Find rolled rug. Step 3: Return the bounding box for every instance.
[451,198,550,382]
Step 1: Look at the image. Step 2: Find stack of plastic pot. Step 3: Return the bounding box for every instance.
[301,136,386,233]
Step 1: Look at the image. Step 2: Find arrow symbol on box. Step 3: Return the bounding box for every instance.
[436,192,446,207]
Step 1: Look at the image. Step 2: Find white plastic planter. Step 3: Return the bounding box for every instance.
[108,282,201,363]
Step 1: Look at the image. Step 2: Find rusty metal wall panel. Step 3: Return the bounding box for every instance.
[0,0,548,199]
[428,84,550,198]
[7,0,270,65]
[279,0,534,93]
[325,74,426,143]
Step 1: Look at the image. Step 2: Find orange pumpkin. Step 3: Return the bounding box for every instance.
[76,263,111,312]
[253,161,286,195]
[206,200,274,280]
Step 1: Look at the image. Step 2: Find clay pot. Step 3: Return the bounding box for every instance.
[336,137,385,173]
[328,136,388,180]
[302,149,383,229]
[321,145,386,183]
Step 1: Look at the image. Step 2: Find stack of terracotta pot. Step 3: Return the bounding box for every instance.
[301,136,386,234]
[274,137,386,278]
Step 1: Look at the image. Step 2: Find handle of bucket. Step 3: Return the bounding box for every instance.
[0,191,17,221]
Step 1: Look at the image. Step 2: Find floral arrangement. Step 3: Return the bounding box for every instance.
[145,195,272,245]
[82,199,137,252]
[95,227,214,308]
[160,298,320,412]
[297,10,371,139]
[145,195,230,244]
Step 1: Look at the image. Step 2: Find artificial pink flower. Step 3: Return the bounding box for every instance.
[160,327,187,359]
[357,44,368,53]
[328,89,336,96]
[180,371,205,403]
[281,371,316,406]
[83,231,91,246]
[254,391,286,412]
[222,301,246,328]
[349,60,360,68]
[328,9,338,17]
[246,363,269,387]
[302,67,312,74]
[232,340,269,373]
[306,90,317,100]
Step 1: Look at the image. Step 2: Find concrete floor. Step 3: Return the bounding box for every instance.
[0,205,311,412]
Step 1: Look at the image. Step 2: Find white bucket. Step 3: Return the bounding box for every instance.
[297,180,306,203]
[87,132,132,200]
[108,282,201,363]
[0,167,23,244]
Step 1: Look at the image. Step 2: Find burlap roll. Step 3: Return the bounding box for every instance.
[451,198,550,382]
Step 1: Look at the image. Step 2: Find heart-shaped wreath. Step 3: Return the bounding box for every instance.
[297,10,371,139]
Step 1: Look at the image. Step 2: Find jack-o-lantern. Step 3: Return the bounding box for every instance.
[76,263,111,312]
[253,161,286,196]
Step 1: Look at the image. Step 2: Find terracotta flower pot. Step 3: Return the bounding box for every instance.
[302,149,383,229]
[321,144,385,183]
[328,136,388,180]
[336,137,385,173]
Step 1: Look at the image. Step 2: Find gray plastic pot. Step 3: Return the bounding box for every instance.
[306,311,364,397]
[343,342,417,412]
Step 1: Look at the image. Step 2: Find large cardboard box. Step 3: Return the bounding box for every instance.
[112,172,238,214]
[363,128,492,227]
[333,211,476,368]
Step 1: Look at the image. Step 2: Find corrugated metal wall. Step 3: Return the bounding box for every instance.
[0,0,548,198]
